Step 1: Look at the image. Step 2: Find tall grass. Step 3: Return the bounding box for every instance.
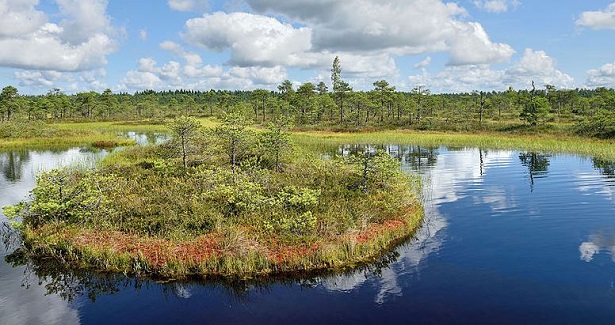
[291,130,615,160]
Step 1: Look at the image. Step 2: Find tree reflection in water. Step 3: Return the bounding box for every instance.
[0,150,31,182]
[3,234,402,304]
[519,152,551,191]
[2,143,440,305]
[592,158,615,185]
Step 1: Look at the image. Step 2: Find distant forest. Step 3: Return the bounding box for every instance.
[1,74,615,138]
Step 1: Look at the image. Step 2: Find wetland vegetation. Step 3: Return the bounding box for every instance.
[1,58,614,279]
[4,114,422,279]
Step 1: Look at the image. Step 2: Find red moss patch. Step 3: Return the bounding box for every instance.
[72,230,223,268]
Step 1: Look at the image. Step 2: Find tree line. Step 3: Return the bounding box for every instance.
[1,57,614,137]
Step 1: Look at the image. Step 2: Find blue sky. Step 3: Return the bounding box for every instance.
[0,0,614,94]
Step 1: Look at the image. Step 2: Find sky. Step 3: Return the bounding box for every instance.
[0,0,614,95]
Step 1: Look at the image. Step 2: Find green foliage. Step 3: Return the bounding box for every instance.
[5,169,119,228]
[520,84,551,126]
[263,186,320,235]
[258,116,293,171]
[168,116,202,168]
[576,109,615,138]
[0,120,68,139]
[214,112,254,172]
[346,149,402,193]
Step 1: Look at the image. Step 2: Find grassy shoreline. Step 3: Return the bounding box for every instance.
[5,118,425,279]
[15,200,422,279]
[291,129,615,160]
[5,119,614,280]
[5,119,614,159]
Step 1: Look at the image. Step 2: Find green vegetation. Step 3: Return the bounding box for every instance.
[0,120,135,149]
[2,55,614,280]
[1,57,614,143]
[5,115,422,279]
[291,129,615,161]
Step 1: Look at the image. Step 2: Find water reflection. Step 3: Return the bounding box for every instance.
[336,144,439,174]
[320,145,448,303]
[123,131,169,146]
[579,230,615,262]
[0,145,127,325]
[519,152,551,192]
[0,150,30,182]
[593,158,615,186]
[3,143,615,322]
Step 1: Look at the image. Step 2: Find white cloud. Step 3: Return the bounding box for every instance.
[168,0,209,12]
[184,12,312,67]
[121,70,163,90]
[409,49,574,92]
[119,50,288,92]
[0,0,117,72]
[414,57,432,69]
[245,0,513,65]
[504,49,574,86]
[139,29,147,41]
[228,66,287,85]
[473,0,520,13]
[0,0,47,37]
[447,22,515,65]
[586,61,615,88]
[178,2,513,89]
[576,3,615,30]
[15,70,63,88]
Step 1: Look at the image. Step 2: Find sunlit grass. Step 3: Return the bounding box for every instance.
[291,130,615,160]
[0,134,135,150]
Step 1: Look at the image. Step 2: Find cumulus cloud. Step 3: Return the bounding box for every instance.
[245,0,514,65]
[0,0,47,37]
[473,0,520,13]
[184,12,312,67]
[0,0,117,72]
[447,22,515,65]
[178,1,513,88]
[119,47,288,92]
[15,70,63,88]
[168,0,209,12]
[576,3,615,30]
[414,57,432,69]
[503,49,573,86]
[409,49,574,92]
[586,61,615,88]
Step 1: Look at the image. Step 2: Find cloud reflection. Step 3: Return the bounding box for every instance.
[323,147,508,302]
[579,231,615,262]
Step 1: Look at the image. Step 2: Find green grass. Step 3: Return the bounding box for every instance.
[0,118,220,150]
[5,125,424,279]
[52,117,218,133]
[0,133,136,150]
[291,129,615,161]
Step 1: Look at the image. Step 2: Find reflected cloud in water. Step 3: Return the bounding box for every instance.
[321,146,519,302]
[580,230,615,263]
[0,147,113,325]
[5,144,614,314]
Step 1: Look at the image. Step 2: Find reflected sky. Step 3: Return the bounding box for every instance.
[3,144,615,324]
[580,230,615,263]
[0,147,109,325]
[320,146,519,303]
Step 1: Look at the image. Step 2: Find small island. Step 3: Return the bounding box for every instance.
[4,113,423,279]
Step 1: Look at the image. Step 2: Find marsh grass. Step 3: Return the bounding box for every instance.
[6,128,424,279]
[291,130,615,160]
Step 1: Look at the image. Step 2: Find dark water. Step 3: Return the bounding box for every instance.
[2,144,615,324]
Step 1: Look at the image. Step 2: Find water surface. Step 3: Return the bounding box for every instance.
[2,145,615,324]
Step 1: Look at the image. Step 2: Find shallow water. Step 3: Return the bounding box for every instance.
[1,144,615,324]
